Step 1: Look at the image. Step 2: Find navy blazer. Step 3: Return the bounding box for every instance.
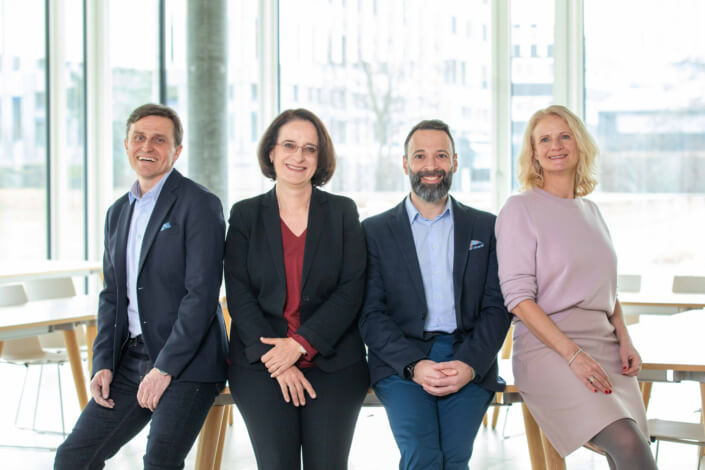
[224,187,367,373]
[91,170,228,383]
[359,196,511,391]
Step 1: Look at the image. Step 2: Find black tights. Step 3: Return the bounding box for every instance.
[590,418,658,470]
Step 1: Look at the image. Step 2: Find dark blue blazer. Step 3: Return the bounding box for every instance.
[359,196,511,391]
[91,170,228,383]
[225,187,367,373]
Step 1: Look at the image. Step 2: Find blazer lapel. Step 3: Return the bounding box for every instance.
[138,172,179,275]
[301,188,326,290]
[452,197,476,309]
[387,200,428,308]
[262,188,286,288]
[114,197,134,292]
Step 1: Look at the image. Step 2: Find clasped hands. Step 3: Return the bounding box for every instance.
[413,359,475,397]
[260,336,316,407]
[90,367,171,412]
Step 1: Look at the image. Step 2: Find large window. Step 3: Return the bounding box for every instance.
[227,0,262,204]
[279,0,493,216]
[110,0,160,197]
[2,0,704,278]
[0,0,48,260]
[510,0,553,185]
[163,1,262,205]
[585,0,705,278]
[55,0,86,259]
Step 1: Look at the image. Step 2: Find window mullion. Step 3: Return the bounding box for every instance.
[491,0,512,210]
[554,0,584,116]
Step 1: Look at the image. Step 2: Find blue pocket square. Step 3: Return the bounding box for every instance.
[160,222,172,232]
[469,240,484,250]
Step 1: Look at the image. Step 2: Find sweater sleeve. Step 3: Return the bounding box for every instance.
[495,195,538,313]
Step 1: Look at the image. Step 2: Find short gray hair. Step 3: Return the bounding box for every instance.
[126,103,184,147]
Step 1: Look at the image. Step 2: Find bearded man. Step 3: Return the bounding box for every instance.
[359,119,511,470]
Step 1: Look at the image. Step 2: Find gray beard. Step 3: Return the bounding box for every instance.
[409,168,453,202]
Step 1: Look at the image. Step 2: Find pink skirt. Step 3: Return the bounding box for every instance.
[512,308,649,457]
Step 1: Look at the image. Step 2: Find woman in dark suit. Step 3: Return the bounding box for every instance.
[225,108,369,470]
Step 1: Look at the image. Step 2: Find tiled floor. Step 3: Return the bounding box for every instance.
[0,355,702,469]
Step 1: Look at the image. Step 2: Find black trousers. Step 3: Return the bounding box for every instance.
[229,360,369,470]
[54,337,222,470]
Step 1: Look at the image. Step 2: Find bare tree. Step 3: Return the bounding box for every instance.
[361,61,404,191]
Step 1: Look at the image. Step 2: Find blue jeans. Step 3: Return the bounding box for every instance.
[374,334,494,470]
[54,337,222,470]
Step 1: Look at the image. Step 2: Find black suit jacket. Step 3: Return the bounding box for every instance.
[225,187,367,373]
[359,196,511,391]
[92,170,228,383]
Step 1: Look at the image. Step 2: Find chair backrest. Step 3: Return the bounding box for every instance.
[23,277,84,349]
[24,277,76,301]
[0,284,28,307]
[617,274,642,293]
[0,285,47,362]
[672,276,705,294]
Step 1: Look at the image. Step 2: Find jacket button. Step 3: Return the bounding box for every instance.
[302,296,310,302]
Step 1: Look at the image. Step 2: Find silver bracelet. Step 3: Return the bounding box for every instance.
[568,347,583,366]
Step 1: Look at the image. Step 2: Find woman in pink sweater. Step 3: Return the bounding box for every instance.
[495,105,657,469]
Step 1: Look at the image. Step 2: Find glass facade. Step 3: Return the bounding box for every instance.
[509,0,554,186]
[109,0,160,198]
[280,0,493,216]
[585,0,705,278]
[0,0,48,260]
[0,0,703,280]
[55,0,86,259]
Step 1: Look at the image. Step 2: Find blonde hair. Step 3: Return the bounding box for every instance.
[517,105,599,197]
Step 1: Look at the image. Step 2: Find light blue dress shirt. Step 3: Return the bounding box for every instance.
[405,195,457,333]
[126,169,173,338]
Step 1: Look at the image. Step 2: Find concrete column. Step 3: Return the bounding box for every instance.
[187,0,228,207]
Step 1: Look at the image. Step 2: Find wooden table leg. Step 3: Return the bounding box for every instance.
[540,430,566,470]
[522,403,547,470]
[213,406,230,470]
[0,341,4,357]
[640,382,653,410]
[700,383,705,457]
[195,405,226,470]
[63,328,88,409]
[85,323,97,375]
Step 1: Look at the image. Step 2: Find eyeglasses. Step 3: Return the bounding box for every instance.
[276,141,318,156]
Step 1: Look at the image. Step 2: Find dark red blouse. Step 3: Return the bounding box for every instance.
[281,219,317,368]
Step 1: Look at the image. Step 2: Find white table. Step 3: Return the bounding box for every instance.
[0,295,99,409]
[0,260,102,284]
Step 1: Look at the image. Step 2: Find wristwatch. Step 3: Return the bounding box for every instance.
[403,360,420,380]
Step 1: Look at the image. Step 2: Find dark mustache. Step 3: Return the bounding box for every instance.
[416,169,446,178]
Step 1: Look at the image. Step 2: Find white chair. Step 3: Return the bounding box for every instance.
[617,274,642,293]
[672,276,705,294]
[649,418,705,467]
[617,274,642,325]
[24,277,87,351]
[645,276,705,466]
[0,284,69,436]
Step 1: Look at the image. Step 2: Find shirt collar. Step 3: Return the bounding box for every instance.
[128,169,174,204]
[405,194,453,224]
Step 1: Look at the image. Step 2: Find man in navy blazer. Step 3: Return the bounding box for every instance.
[55,104,228,469]
[359,119,511,470]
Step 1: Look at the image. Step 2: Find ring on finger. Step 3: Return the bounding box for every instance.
[587,375,596,384]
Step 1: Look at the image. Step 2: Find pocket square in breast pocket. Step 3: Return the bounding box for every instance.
[469,239,484,250]
[160,221,172,232]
